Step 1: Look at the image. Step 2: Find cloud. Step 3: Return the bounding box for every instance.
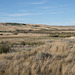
[31,0,48,5]
[0,17,32,23]
[0,12,43,17]
[8,13,33,17]
[48,11,63,14]
[40,6,55,9]
[8,13,43,17]
[0,11,62,18]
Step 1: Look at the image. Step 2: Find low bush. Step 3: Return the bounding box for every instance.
[49,32,75,37]
[20,41,44,46]
[20,41,26,45]
[0,41,11,53]
[35,52,52,60]
[0,34,3,35]
[13,32,18,35]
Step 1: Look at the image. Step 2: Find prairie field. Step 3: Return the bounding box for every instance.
[0,23,75,75]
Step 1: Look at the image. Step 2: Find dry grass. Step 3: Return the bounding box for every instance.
[0,23,75,32]
[0,23,75,75]
[0,38,75,75]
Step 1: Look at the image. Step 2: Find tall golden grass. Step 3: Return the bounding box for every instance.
[0,38,75,75]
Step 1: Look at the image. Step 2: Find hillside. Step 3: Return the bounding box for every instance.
[0,23,75,75]
[0,23,75,32]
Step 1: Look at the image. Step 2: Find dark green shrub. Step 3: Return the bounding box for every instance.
[20,41,44,46]
[0,34,3,35]
[6,23,21,26]
[20,41,26,45]
[0,41,10,53]
[26,42,44,46]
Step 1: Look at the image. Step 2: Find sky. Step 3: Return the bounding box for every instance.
[0,0,75,25]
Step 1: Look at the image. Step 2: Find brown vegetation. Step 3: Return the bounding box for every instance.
[0,23,75,75]
[0,39,75,75]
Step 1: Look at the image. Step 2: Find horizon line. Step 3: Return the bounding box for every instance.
[0,22,75,26]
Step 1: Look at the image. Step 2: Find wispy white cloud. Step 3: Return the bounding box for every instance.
[8,13,43,17]
[48,11,63,14]
[0,12,43,17]
[0,17,32,23]
[40,6,55,9]
[7,11,62,17]
[8,13,33,17]
[0,11,44,17]
[18,10,29,12]
[31,0,48,5]
[0,11,62,18]
[31,2,45,5]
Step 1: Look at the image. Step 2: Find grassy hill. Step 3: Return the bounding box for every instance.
[0,23,75,75]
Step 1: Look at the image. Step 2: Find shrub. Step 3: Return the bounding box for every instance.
[13,32,18,35]
[49,32,75,37]
[0,34,3,35]
[35,52,52,60]
[25,42,44,46]
[20,41,44,46]
[20,41,26,45]
[0,41,11,53]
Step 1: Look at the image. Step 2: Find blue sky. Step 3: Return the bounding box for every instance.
[0,0,75,25]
